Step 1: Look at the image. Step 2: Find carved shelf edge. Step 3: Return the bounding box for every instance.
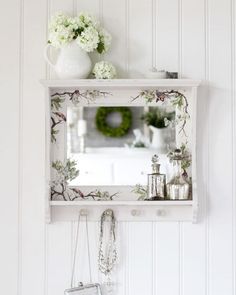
[41,78,201,89]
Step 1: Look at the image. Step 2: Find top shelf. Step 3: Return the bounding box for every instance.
[40,78,201,89]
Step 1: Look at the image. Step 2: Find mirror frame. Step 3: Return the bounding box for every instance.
[43,79,199,203]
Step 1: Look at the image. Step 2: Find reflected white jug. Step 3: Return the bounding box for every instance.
[44,40,92,79]
[149,125,166,152]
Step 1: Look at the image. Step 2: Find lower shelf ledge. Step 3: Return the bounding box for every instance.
[48,200,197,223]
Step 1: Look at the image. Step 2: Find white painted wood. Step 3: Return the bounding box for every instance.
[128,223,153,295]
[1,1,236,295]
[102,0,127,77]
[128,0,153,77]
[208,0,233,294]
[20,0,47,294]
[47,223,72,294]
[43,79,199,222]
[41,78,201,88]
[154,223,179,295]
[155,0,179,72]
[76,0,99,17]
[181,0,207,293]
[51,200,193,206]
[182,223,206,295]
[0,0,20,293]
[50,0,74,15]
[50,202,193,222]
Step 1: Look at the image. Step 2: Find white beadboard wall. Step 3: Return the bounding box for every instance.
[0,0,236,295]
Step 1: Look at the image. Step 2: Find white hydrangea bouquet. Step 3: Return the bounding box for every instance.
[48,12,111,54]
[93,61,117,79]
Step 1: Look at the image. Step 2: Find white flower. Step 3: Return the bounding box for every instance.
[93,61,117,79]
[76,26,99,52]
[98,28,112,54]
[48,13,75,48]
[69,16,83,31]
[47,12,112,53]
[79,12,99,29]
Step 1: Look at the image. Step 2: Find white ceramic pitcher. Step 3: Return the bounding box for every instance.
[44,40,92,79]
[149,125,166,152]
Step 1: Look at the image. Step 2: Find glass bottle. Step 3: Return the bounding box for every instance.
[166,149,189,200]
[147,155,166,200]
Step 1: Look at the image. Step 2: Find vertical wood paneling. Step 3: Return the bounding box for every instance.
[21,0,47,294]
[49,0,74,15]
[155,0,179,71]
[47,223,72,295]
[232,0,236,293]
[181,1,207,295]
[76,0,99,16]
[208,0,233,294]
[128,223,153,295]
[0,0,20,293]
[128,0,152,77]
[1,1,236,295]
[113,222,128,295]
[102,0,127,77]
[154,223,180,295]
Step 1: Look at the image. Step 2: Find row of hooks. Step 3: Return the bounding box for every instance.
[79,208,167,217]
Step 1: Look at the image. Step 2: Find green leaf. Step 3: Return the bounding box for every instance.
[97,41,105,54]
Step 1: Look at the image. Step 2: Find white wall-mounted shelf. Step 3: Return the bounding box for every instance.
[50,200,197,222]
[42,78,200,223]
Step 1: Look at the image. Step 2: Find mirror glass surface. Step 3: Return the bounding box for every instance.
[67,105,176,186]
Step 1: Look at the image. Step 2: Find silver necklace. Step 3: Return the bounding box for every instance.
[98,209,118,280]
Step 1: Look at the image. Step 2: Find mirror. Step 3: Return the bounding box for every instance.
[67,105,176,186]
[50,86,194,202]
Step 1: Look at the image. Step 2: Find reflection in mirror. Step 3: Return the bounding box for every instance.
[67,106,176,186]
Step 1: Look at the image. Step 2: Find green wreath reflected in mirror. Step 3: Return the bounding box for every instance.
[95,107,132,137]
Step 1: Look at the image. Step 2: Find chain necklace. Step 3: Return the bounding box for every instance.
[98,209,118,282]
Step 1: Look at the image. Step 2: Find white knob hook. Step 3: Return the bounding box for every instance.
[131,209,140,216]
[157,209,166,217]
[80,209,89,216]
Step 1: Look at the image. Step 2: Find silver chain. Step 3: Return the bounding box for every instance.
[71,213,92,288]
[98,209,118,278]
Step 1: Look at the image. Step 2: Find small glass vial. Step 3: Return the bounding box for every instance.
[166,149,189,200]
[147,155,166,200]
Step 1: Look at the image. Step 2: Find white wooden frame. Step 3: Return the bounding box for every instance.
[41,79,200,223]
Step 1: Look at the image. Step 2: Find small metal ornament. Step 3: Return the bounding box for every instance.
[166,71,178,79]
[166,148,190,200]
[98,209,118,292]
[147,154,166,200]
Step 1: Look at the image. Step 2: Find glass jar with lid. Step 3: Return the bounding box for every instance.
[147,154,166,200]
[166,149,190,200]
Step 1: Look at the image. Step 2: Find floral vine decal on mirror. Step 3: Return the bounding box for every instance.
[51,159,118,201]
[51,90,111,142]
[131,89,190,137]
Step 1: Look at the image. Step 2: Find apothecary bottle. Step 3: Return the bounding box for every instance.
[166,149,189,200]
[147,155,166,200]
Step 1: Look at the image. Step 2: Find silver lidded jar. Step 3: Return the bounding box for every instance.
[166,149,189,200]
[147,155,166,200]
